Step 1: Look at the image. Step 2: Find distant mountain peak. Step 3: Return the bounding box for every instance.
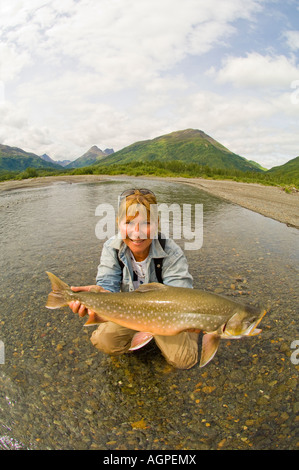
[40,153,71,167]
[89,145,104,154]
[41,153,55,163]
[104,148,114,155]
[66,145,114,169]
[0,144,62,171]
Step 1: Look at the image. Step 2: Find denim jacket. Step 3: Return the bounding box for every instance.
[96,235,193,292]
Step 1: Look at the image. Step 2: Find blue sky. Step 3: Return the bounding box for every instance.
[0,0,299,168]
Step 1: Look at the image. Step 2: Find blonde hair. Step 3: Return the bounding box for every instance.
[117,189,158,226]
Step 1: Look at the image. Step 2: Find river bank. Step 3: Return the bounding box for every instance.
[0,174,298,228]
[171,177,299,229]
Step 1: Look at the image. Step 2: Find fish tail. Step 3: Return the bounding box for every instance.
[46,272,70,309]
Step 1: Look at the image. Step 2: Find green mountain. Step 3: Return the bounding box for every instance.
[66,146,114,168]
[0,144,62,171]
[248,160,268,171]
[266,156,299,185]
[95,129,264,172]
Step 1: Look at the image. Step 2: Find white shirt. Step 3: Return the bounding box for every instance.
[130,252,148,289]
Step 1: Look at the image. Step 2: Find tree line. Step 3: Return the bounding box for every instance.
[0,159,298,190]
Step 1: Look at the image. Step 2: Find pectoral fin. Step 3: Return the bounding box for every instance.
[129,332,154,351]
[84,311,107,326]
[200,333,221,368]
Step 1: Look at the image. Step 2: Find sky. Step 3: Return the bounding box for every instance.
[0,0,299,169]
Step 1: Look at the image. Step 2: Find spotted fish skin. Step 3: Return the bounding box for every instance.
[46,272,267,367]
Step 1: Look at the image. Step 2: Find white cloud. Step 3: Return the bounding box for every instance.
[210,52,299,88]
[284,30,299,51]
[0,100,53,155]
[1,0,262,85]
[0,43,31,81]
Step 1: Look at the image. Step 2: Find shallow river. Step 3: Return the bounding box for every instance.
[0,177,298,450]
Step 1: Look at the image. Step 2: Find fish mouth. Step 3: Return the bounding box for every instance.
[222,330,242,339]
[246,309,267,336]
[222,309,267,338]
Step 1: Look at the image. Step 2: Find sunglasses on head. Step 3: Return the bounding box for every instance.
[119,188,156,200]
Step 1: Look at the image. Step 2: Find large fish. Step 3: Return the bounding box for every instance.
[46,272,267,367]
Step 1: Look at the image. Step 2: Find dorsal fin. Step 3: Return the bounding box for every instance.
[135,282,167,293]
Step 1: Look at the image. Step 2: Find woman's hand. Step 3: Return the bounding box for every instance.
[69,285,109,317]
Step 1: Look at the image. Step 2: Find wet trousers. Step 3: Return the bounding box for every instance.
[90,322,199,369]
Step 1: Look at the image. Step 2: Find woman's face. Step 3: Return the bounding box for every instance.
[118,206,158,261]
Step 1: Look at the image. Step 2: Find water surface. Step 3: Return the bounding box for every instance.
[0,177,298,450]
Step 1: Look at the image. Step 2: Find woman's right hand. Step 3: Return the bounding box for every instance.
[69,285,109,317]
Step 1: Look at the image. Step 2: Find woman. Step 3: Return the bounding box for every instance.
[69,188,199,369]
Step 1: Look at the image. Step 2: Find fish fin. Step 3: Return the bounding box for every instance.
[200,333,220,368]
[84,311,107,326]
[248,309,267,335]
[129,332,154,351]
[88,287,100,293]
[46,272,70,291]
[248,328,262,336]
[46,272,69,309]
[46,292,69,309]
[135,282,167,293]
